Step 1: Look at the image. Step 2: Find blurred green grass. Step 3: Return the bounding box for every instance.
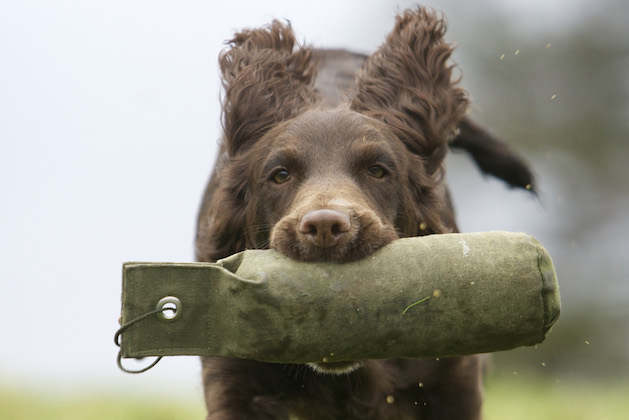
[2,376,628,419]
[484,374,629,420]
[0,386,205,420]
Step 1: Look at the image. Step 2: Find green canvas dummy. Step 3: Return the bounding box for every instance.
[118,231,560,365]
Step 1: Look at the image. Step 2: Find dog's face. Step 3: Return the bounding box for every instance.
[249,109,411,263]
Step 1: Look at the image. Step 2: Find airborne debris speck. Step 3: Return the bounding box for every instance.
[459,240,470,257]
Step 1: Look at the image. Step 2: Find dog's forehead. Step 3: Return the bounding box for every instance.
[255,108,408,176]
[276,108,393,146]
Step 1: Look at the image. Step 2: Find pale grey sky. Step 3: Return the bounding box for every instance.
[0,0,588,398]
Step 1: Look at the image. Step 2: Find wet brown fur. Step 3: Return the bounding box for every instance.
[196,7,533,419]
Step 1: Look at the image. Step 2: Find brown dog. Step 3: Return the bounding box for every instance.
[196,7,533,419]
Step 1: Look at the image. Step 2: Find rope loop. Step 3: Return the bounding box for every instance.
[114,306,175,374]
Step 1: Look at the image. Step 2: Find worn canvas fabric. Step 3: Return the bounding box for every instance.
[119,231,560,363]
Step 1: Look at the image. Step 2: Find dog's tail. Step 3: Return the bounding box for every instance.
[451,117,536,193]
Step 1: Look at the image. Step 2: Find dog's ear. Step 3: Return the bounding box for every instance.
[220,20,317,156]
[196,159,249,262]
[452,117,536,193]
[351,7,467,174]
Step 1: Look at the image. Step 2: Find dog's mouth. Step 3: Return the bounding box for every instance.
[270,209,399,264]
[283,235,397,263]
[291,245,372,263]
[307,360,363,375]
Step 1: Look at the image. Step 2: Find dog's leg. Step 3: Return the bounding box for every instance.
[202,357,291,420]
[416,357,484,420]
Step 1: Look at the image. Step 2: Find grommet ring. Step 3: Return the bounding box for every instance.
[155,296,182,322]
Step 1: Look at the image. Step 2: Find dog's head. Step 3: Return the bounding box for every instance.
[245,108,422,263]
[196,9,467,266]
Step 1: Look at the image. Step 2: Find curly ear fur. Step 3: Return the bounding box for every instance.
[351,8,468,175]
[404,155,451,235]
[195,158,249,262]
[220,20,317,156]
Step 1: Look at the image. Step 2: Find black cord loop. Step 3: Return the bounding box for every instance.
[114,307,175,374]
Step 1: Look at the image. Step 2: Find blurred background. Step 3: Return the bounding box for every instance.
[1,0,627,418]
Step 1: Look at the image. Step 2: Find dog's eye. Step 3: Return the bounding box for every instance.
[367,165,386,178]
[272,169,291,184]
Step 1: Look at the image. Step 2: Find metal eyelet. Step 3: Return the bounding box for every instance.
[155,296,182,322]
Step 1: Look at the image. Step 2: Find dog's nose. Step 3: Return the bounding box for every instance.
[299,209,351,248]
